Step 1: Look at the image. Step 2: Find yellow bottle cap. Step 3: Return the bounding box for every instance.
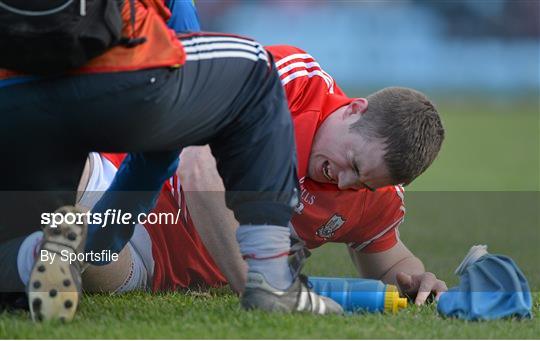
[384,284,408,314]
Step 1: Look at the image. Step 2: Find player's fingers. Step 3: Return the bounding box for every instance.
[414,288,432,305]
[433,280,448,301]
[396,272,414,294]
[413,275,437,305]
[436,279,448,292]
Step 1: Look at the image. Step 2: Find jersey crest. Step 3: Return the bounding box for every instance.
[316,214,346,239]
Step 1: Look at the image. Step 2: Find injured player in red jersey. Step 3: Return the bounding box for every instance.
[16,45,447,305]
[173,46,448,305]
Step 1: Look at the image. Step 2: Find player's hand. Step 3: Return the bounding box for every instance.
[396,271,448,305]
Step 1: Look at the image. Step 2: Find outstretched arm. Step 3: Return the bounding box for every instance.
[348,240,447,305]
[178,146,247,294]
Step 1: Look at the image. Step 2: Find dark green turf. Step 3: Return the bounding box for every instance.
[0,291,538,338]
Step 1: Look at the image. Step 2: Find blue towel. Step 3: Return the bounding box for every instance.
[437,246,532,320]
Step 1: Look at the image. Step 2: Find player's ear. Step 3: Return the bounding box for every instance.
[345,98,368,118]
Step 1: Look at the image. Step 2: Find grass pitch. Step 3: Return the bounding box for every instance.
[1,291,539,339]
[0,98,538,338]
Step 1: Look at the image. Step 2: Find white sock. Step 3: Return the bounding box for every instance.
[16,231,43,285]
[236,224,293,290]
[245,256,293,290]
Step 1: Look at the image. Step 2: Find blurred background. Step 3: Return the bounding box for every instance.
[197,1,539,288]
[198,0,539,191]
[199,0,538,96]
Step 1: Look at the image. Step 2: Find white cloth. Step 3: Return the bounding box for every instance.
[78,152,118,208]
[17,231,42,285]
[80,153,155,292]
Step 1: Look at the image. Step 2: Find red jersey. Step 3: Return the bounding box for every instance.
[266,45,405,253]
[100,153,226,292]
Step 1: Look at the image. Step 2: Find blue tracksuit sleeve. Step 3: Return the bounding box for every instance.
[166,0,201,32]
[84,151,179,262]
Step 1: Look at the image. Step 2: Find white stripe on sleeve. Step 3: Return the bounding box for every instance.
[276,54,334,93]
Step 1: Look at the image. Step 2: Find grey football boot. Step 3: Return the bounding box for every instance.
[241,272,343,314]
[28,206,87,322]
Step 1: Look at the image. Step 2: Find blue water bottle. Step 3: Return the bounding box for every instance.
[308,277,407,314]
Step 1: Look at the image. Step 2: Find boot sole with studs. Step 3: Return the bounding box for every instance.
[28,206,86,322]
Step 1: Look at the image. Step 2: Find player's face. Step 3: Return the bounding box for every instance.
[308,99,393,191]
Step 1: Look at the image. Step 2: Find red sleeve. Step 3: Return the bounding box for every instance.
[266,45,310,112]
[265,45,343,114]
[265,45,344,95]
[348,186,405,253]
